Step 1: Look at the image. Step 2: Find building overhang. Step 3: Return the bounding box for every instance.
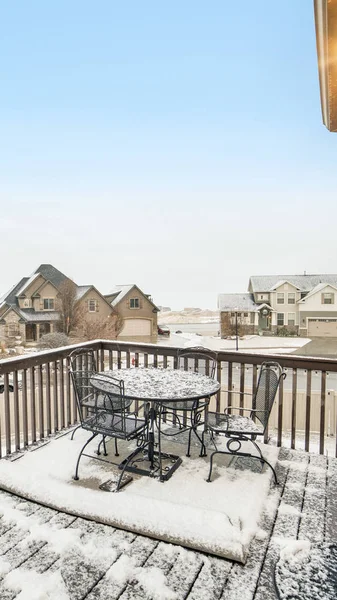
[314,0,337,132]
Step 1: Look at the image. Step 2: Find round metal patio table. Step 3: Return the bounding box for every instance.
[91,367,220,480]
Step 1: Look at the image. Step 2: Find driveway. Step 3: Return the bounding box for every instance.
[292,337,337,358]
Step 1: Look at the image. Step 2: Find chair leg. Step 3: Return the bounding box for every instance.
[74,432,98,480]
[206,448,278,485]
[114,437,119,457]
[71,424,81,441]
[96,436,109,457]
[206,450,217,482]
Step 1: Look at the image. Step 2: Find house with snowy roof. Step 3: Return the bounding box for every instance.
[218,274,337,337]
[0,264,116,345]
[105,284,159,339]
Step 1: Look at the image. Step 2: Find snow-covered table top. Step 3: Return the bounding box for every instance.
[91,367,220,402]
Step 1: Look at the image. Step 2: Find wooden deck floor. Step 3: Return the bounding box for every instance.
[0,447,336,599]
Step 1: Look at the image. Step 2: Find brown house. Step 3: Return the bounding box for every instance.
[105,284,159,342]
[0,264,114,345]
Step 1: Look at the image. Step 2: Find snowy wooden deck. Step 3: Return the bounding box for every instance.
[0,447,336,599]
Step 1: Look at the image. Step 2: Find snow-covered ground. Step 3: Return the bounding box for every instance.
[157,332,310,355]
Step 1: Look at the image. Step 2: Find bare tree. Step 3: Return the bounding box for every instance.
[56,279,81,335]
[220,313,245,338]
[75,309,124,342]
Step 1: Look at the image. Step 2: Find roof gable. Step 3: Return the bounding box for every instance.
[298,282,337,302]
[106,285,159,311]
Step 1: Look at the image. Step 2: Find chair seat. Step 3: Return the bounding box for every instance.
[208,412,264,435]
[160,398,209,411]
[83,411,146,439]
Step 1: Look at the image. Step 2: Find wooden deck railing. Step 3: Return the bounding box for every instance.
[1,339,337,458]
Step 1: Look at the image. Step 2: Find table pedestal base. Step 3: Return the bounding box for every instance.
[119,448,182,482]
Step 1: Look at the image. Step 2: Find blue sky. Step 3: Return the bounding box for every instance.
[1,1,336,309]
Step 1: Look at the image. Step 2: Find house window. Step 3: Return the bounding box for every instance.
[244,312,248,317]
[288,313,295,326]
[6,323,20,337]
[130,298,140,309]
[43,299,54,310]
[322,293,334,304]
[88,299,97,312]
[277,313,284,326]
[288,293,295,304]
[260,295,264,300]
[277,293,285,304]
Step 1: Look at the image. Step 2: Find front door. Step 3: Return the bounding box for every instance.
[26,324,37,341]
[258,314,269,330]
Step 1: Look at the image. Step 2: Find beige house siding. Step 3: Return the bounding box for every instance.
[32,282,59,311]
[19,275,45,300]
[115,288,158,340]
[78,289,113,322]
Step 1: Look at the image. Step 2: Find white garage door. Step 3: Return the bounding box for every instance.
[308,319,337,337]
[120,319,152,337]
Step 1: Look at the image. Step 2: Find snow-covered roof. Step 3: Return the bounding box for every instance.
[75,285,91,301]
[218,293,259,312]
[249,274,337,293]
[107,285,134,307]
[15,272,41,297]
[297,282,337,303]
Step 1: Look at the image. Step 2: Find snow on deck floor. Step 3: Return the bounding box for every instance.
[0,447,336,599]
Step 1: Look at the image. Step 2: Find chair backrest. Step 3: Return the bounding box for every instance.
[254,362,286,430]
[69,348,98,421]
[177,347,217,378]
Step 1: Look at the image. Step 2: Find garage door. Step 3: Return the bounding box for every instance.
[308,319,337,337]
[120,319,152,337]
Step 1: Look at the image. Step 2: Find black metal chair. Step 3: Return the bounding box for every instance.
[69,348,132,450]
[70,360,147,491]
[206,361,286,484]
[158,347,217,457]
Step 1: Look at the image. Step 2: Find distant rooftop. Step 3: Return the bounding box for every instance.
[249,274,337,293]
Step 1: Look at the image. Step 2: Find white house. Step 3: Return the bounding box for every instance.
[219,274,337,337]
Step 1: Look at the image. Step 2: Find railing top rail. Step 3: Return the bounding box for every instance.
[1,338,337,374]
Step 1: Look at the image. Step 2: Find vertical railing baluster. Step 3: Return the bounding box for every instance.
[239,364,245,415]
[320,371,326,455]
[59,359,65,429]
[277,373,284,447]
[100,347,104,371]
[291,368,297,450]
[109,349,113,370]
[13,371,20,451]
[66,357,71,426]
[227,362,233,412]
[30,367,36,444]
[252,364,258,411]
[305,369,312,452]
[117,349,122,369]
[4,373,11,455]
[38,365,44,440]
[144,353,149,368]
[46,363,51,435]
[22,369,28,448]
[53,361,58,433]
[216,358,221,413]
[126,351,131,368]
